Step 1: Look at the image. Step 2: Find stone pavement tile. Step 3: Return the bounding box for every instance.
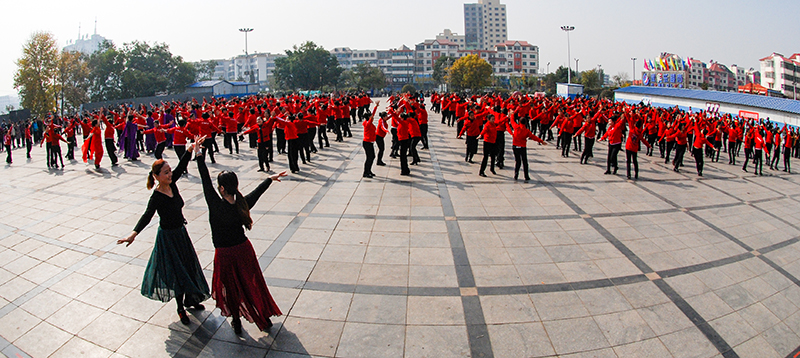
[109,289,167,323]
[372,219,410,233]
[666,274,712,299]
[271,317,344,357]
[594,257,642,278]
[363,246,409,265]
[10,240,44,257]
[409,232,450,248]
[530,291,590,321]
[4,254,38,276]
[307,261,361,285]
[557,261,607,282]
[738,302,780,333]
[492,220,532,233]
[117,322,189,358]
[346,294,407,325]
[516,263,567,285]
[197,338,269,358]
[487,322,555,358]
[19,288,71,320]
[337,218,376,232]
[593,310,655,346]
[462,231,504,248]
[762,322,800,356]
[740,276,779,302]
[612,337,672,358]
[404,325,470,358]
[542,316,610,355]
[406,296,464,325]
[576,287,634,315]
[410,220,447,233]
[275,242,324,261]
[298,216,340,231]
[715,284,758,311]
[50,272,100,298]
[497,232,541,248]
[50,336,114,358]
[290,290,352,321]
[734,335,781,358]
[13,321,72,358]
[26,243,65,262]
[559,347,618,358]
[75,257,127,280]
[761,292,799,320]
[0,307,41,342]
[47,299,105,335]
[408,265,457,287]
[637,302,695,337]
[708,311,757,347]
[685,291,735,321]
[357,263,408,287]
[761,270,795,292]
[409,247,455,266]
[76,280,133,310]
[263,258,317,282]
[534,230,576,247]
[103,263,146,289]
[472,265,523,286]
[335,322,405,358]
[147,301,211,333]
[479,294,539,324]
[211,315,276,349]
[327,230,370,246]
[78,310,145,351]
[318,244,367,263]
[693,267,736,291]
[659,326,721,358]
[368,232,410,247]
[506,246,551,265]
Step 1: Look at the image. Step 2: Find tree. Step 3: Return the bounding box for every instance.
[432,56,456,85]
[448,54,492,91]
[14,32,59,117]
[120,41,196,98]
[57,50,90,115]
[580,69,602,90]
[87,40,125,102]
[341,63,386,90]
[612,72,630,87]
[552,66,578,85]
[401,84,417,94]
[274,41,343,90]
[196,60,219,81]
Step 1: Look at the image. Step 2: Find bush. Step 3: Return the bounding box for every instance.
[401,84,417,94]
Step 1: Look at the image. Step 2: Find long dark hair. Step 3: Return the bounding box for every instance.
[147,159,166,190]
[217,171,253,230]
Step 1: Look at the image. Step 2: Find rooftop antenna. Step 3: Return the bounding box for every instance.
[78,23,81,40]
[94,17,97,35]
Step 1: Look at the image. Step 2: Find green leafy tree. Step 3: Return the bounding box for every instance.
[196,60,219,81]
[432,56,456,85]
[580,69,602,90]
[552,66,578,85]
[120,41,196,98]
[448,54,492,91]
[57,50,90,115]
[345,63,386,90]
[274,41,343,90]
[87,40,124,102]
[401,84,417,94]
[14,31,59,117]
[612,72,630,87]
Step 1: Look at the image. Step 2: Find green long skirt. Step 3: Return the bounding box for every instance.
[141,226,210,305]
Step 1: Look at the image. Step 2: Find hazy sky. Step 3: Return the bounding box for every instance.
[2,0,798,97]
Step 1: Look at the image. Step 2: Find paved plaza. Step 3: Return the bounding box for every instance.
[2,101,800,357]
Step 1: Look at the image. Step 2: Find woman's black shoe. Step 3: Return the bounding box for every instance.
[178,310,190,325]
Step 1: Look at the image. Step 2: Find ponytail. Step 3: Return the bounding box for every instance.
[148,160,166,190]
[234,190,253,230]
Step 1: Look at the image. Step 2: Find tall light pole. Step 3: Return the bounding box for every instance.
[561,26,575,83]
[631,57,637,85]
[239,28,254,83]
[575,58,579,74]
[546,62,550,74]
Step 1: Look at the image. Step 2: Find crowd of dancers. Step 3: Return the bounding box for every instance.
[3,90,799,334]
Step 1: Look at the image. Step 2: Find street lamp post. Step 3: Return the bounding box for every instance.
[546,62,550,74]
[631,57,637,85]
[561,26,575,83]
[239,28,254,83]
[575,58,579,75]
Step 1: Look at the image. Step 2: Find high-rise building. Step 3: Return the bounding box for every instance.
[464,0,507,50]
[760,52,800,100]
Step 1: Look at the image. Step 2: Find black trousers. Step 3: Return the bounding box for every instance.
[728,141,737,164]
[561,132,573,157]
[784,146,792,172]
[287,138,300,172]
[105,138,118,165]
[420,123,429,149]
[495,132,506,167]
[66,136,76,159]
[4,145,10,163]
[674,144,687,170]
[376,136,386,164]
[154,141,166,160]
[363,141,375,176]
[224,132,239,154]
[693,147,705,175]
[581,137,595,163]
[626,150,639,178]
[607,143,621,173]
[173,145,186,160]
[513,146,530,180]
[391,128,399,155]
[318,125,329,148]
[276,128,286,153]
[257,141,270,171]
[202,138,216,163]
[480,141,496,174]
[399,138,410,174]
[665,141,675,163]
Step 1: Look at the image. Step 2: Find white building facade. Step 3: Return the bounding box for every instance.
[464,0,507,50]
[760,53,800,100]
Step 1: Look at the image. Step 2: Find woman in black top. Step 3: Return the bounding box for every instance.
[194,138,286,334]
[118,143,210,325]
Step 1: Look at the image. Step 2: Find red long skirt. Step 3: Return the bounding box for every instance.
[212,240,282,331]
